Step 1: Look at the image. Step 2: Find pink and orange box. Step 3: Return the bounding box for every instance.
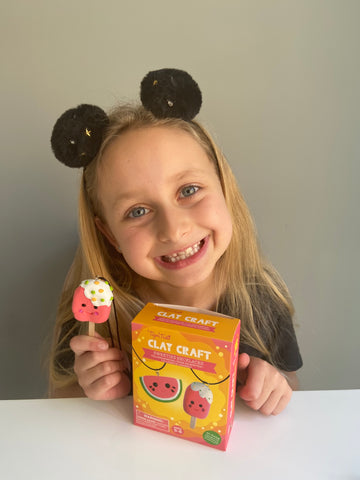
[131,303,240,450]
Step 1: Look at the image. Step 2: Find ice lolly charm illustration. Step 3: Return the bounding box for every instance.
[183,382,213,428]
[72,278,114,336]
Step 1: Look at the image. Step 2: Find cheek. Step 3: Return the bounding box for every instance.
[93,306,112,323]
[200,195,232,232]
[72,287,89,321]
[116,228,153,266]
[218,205,233,241]
[205,197,233,253]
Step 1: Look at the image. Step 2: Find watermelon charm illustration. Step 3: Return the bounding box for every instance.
[140,375,182,402]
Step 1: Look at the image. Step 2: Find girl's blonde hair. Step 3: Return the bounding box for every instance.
[49,104,294,391]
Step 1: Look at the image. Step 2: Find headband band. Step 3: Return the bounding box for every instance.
[51,68,202,168]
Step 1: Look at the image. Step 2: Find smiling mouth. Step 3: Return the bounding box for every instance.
[161,239,205,263]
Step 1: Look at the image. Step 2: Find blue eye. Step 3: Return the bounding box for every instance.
[128,206,149,218]
[180,185,199,198]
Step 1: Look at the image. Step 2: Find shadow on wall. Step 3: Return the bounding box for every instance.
[0,242,77,400]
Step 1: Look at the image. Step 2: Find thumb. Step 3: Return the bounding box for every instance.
[70,333,109,356]
[238,353,250,371]
[93,331,105,340]
[237,353,250,385]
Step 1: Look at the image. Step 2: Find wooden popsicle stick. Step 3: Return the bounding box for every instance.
[88,322,95,337]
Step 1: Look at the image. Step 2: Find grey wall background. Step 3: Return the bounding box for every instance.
[1,0,359,399]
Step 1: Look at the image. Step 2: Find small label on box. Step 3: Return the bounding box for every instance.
[135,410,169,433]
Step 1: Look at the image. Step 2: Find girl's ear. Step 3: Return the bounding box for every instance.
[94,217,118,248]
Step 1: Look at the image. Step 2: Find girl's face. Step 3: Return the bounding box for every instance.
[96,126,233,291]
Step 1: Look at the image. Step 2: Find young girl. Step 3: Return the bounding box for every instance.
[49,69,302,416]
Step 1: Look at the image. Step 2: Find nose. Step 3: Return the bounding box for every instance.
[156,206,191,244]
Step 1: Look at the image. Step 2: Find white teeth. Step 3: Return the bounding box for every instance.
[162,241,202,263]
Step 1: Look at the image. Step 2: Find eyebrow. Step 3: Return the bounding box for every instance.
[170,168,207,182]
[111,168,207,209]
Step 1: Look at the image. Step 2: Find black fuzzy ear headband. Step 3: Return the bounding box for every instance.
[51,68,202,168]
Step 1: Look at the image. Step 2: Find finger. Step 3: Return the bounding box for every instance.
[237,353,250,385]
[78,358,125,388]
[70,335,109,356]
[248,374,292,415]
[237,353,250,371]
[100,373,132,401]
[271,389,293,416]
[238,361,266,402]
[242,381,274,411]
[94,332,113,347]
[257,388,292,416]
[93,331,105,339]
[256,389,283,416]
[74,347,124,373]
[86,370,124,400]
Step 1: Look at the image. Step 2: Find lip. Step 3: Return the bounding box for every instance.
[155,236,209,270]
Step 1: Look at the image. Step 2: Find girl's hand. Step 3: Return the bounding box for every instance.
[70,333,131,401]
[237,353,292,416]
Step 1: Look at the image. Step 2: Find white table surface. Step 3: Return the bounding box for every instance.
[0,390,359,480]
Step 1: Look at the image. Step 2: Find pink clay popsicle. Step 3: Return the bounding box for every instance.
[183,382,213,428]
[72,278,114,336]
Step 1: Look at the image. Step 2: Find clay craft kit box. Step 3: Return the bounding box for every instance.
[131,303,240,450]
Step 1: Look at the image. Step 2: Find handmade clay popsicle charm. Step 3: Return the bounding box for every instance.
[183,382,213,428]
[72,278,114,336]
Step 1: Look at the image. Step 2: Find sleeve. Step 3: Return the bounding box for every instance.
[273,316,303,372]
[239,314,303,372]
[239,342,267,361]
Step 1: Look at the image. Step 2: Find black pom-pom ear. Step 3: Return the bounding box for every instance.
[140,68,202,121]
[51,104,109,168]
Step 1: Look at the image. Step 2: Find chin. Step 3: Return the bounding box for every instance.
[166,268,216,290]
